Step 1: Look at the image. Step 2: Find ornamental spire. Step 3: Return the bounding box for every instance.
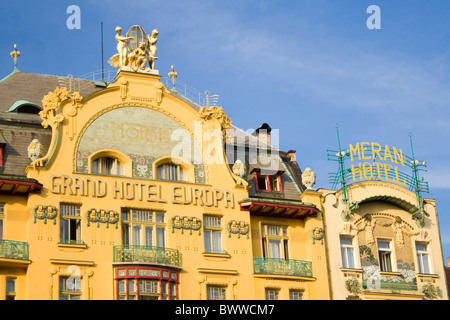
[10,44,20,71]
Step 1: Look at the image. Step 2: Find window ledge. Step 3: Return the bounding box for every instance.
[202,252,231,260]
[57,242,88,250]
[417,273,439,279]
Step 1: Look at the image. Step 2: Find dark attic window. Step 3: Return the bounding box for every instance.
[16,104,41,114]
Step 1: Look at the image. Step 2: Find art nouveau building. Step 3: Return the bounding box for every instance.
[320,154,448,299]
[0,30,330,299]
[0,26,447,300]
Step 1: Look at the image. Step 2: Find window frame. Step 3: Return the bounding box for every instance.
[88,149,132,177]
[59,275,82,300]
[253,169,283,193]
[265,288,280,300]
[261,224,289,259]
[416,242,432,274]
[340,236,356,269]
[59,204,82,244]
[377,239,394,272]
[206,285,227,300]
[121,209,166,248]
[153,156,194,182]
[203,215,224,254]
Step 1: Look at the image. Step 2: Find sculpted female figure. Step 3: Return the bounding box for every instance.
[115,26,133,67]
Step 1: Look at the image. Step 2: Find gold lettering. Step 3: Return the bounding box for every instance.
[351,163,362,181]
[393,147,404,166]
[172,186,182,204]
[395,166,407,186]
[361,142,371,160]
[50,175,61,194]
[182,186,192,205]
[146,183,156,202]
[203,188,213,207]
[349,143,360,161]
[96,179,107,197]
[111,121,124,139]
[124,181,134,200]
[363,162,373,180]
[225,191,234,209]
[193,187,203,206]
[214,189,223,207]
[113,180,123,199]
[157,184,166,203]
[384,145,394,162]
[384,163,395,182]
[371,142,383,161]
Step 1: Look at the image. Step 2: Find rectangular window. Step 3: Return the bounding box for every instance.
[261,224,288,259]
[207,285,226,300]
[416,243,431,274]
[138,279,159,300]
[340,236,356,269]
[204,215,223,253]
[377,240,393,272]
[121,209,165,247]
[6,278,15,300]
[59,276,81,300]
[289,289,303,300]
[60,204,82,244]
[265,288,279,300]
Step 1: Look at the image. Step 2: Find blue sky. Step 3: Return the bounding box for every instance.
[1,0,450,264]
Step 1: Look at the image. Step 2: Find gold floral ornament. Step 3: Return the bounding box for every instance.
[31,87,83,167]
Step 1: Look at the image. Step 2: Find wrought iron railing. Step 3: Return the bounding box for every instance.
[253,257,313,277]
[113,245,180,267]
[0,239,29,260]
[362,267,418,291]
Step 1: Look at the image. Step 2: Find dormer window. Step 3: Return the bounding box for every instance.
[254,170,282,192]
[92,157,124,176]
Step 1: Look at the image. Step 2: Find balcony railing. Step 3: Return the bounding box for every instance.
[113,245,180,267]
[362,266,418,291]
[253,257,313,277]
[0,240,29,260]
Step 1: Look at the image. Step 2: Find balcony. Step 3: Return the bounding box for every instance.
[362,266,418,291]
[113,245,180,267]
[253,257,313,277]
[0,240,29,260]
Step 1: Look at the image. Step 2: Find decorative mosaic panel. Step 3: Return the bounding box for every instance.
[76,106,205,182]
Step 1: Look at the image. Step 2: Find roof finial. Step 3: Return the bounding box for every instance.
[168,65,178,91]
[10,44,20,71]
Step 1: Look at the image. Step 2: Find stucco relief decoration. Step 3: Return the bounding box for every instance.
[27,139,44,162]
[86,209,119,229]
[311,227,324,244]
[227,220,249,239]
[354,214,419,248]
[231,160,248,187]
[345,278,362,295]
[198,106,232,135]
[31,87,83,167]
[33,205,58,224]
[170,215,201,235]
[422,283,440,299]
[362,265,417,289]
[302,167,316,190]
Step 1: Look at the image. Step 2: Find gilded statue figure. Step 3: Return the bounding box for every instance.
[108,26,133,68]
[146,29,159,69]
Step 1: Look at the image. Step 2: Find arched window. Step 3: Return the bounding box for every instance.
[88,149,132,177]
[153,156,193,182]
[156,163,187,181]
[92,157,124,176]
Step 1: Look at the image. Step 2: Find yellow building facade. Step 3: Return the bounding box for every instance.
[0,66,330,300]
[0,26,447,301]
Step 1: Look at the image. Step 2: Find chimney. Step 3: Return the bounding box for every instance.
[255,123,271,145]
[287,150,296,162]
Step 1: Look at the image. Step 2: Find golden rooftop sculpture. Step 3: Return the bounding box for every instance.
[10,44,20,70]
[108,25,159,75]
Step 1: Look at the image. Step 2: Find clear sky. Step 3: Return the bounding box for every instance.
[1,0,450,264]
